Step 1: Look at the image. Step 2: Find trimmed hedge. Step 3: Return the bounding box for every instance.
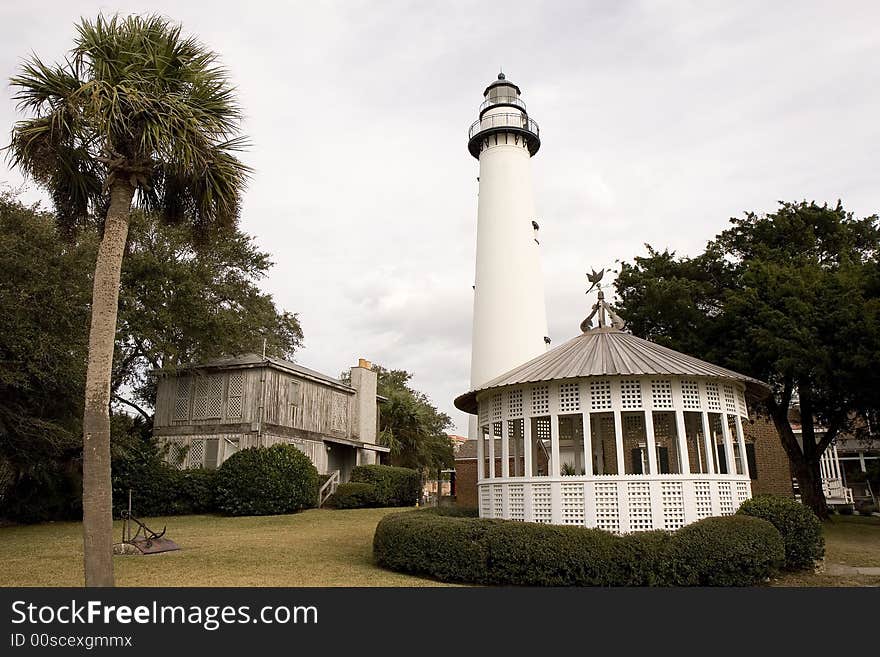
[666,515,785,585]
[373,508,784,586]
[215,444,318,516]
[349,465,420,507]
[328,482,380,509]
[737,495,824,570]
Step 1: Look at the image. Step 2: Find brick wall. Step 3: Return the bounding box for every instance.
[745,415,795,497]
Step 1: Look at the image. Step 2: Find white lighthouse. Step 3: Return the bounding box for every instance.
[467,72,548,433]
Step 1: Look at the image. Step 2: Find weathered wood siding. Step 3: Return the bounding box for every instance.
[154,366,354,438]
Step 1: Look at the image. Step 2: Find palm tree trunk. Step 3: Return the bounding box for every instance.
[82,180,134,587]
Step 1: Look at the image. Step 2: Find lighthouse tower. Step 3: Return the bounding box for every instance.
[467,73,548,427]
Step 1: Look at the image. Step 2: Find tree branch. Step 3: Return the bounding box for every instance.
[111,394,152,422]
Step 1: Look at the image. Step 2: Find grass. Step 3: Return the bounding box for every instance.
[773,514,880,587]
[1,509,877,587]
[0,508,452,587]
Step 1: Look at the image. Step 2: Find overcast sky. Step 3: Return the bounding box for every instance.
[2,1,879,434]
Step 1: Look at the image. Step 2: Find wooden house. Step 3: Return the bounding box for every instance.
[152,355,388,482]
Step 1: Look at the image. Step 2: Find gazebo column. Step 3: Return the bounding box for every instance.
[487,423,496,478]
[476,425,484,482]
[500,418,509,518]
[734,415,749,479]
[581,411,594,476]
[700,411,716,475]
[550,385,562,524]
[672,382,690,475]
[523,412,534,522]
[644,410,659,474]
[720,413,736,476]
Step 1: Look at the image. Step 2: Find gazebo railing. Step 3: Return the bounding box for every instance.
[477,473,751,533]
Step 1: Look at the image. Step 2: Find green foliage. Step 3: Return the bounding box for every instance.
[215,444,318,516]
[327,482,379,509]
[614,201,880,514]
[110,415,216,517]
[8,13,250,230]
[349,464,420,507]
[737,495,824,570]
[373,510,783,586]
[666,516,785,586]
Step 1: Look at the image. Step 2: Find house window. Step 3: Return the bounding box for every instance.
[173,377,190,421]
[289,380,301,425]
[227,372,244,418]
[331,394,347,432]
[193,374,223,420]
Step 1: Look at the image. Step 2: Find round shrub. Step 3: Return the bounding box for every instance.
[215,444,318,516]
[374,510,781,586]
[737,495,824,570]
[666,515,784,586]
[328,482,379,509]
[350,465,420,506]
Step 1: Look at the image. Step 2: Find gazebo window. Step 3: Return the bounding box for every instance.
[652,411,682,474]
[728,415,744,475]
[481,425,491,478]
[709,414,728,474]
[590,412,617,475]
[529,417,551,476]
[508,418,525,476]
[684,412,709,473]
[622,412,648,474]
[492,421,504,477]
[558,414,585,475]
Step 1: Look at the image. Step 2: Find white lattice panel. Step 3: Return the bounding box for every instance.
[589,380,612,411]
[173,378,189,420]
[508,484,525,521]
[227,396,242,419]
[717,481,734,515]
[594,482,620,533]
[507,389,524,418]
[531,385,550,415]
[661,481,686,530]
[227,372,244,418]
[694,481,713,519]
[206,376,223,418]
[166,439,188,470]
[493,485,503,516]
[561,483,585,525]
[681,380,700,410]
[331,394,347,431]
[736,388,748,417]
[187,439,206,468]
[480,486,491,518]
[723,384,737,413]
[705,383,721,411]
[620,379,642,409]
[559,382,580,412]
[736,481,750,507]
[492,394,502,420]
[651,380,673,409]
[627,481,654,532]
[532,484,552,523]
[192,377,209,419]
[478,400,489,424]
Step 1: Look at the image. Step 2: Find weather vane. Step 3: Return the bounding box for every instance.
[581,266,625,332]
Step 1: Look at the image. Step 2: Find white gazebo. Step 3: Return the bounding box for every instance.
[455,292,771,532]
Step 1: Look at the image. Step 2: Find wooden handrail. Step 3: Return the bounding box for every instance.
[318,470,340,507]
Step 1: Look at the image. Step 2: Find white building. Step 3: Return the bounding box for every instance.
[467,73,549,436]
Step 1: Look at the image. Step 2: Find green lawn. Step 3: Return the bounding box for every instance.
[1,509,877,587]
[0,508,451,587]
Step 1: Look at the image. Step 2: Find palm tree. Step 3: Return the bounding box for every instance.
[7,14,249,586]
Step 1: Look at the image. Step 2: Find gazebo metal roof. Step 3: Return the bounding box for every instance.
[454,326,770,414]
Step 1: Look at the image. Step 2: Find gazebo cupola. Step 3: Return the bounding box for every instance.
[454,288,771,533]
